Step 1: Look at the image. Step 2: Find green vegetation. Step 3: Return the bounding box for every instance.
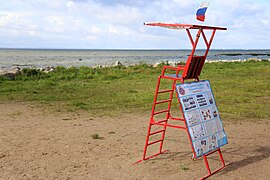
[180,164,189,171]
[91,133,104,140]
[0,61,269,120]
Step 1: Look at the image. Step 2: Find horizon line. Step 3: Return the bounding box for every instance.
[1,48,270,51]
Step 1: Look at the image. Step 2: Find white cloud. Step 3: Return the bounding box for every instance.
[89,26,101,34]
[0,0,269,49]
[44,16,66,33]
[66,0,75,8]
[86,35,97,41]
[108,25,118,35]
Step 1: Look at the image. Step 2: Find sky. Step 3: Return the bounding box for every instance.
[0,0,269,49]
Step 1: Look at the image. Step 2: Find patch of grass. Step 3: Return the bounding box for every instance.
[0,61,269,120]
[62,118,72,121]
[91,133,104,139]
[7,111,23,118]
[201,61,270,120]
[180,164,189,171]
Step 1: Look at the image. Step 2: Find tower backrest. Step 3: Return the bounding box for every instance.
[182,56,206,79]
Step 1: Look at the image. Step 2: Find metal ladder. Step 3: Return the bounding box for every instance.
[142,66,187,161]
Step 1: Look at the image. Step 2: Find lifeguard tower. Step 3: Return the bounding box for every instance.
[137,23,228,180]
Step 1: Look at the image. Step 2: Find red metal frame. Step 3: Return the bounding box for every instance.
[136,24,227,179]
[144,22,227,31]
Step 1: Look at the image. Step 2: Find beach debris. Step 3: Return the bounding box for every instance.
[93,65,106,68]
[153,62,160,67]
[205,59,243,63]
[247,58,259,62]
[0,67,21,80]
[32,67,55,73]
[153,61,179,67]
[113,61,124,67]
[78,58,82,61]
[43,67,55,73]
[168,60,179,66]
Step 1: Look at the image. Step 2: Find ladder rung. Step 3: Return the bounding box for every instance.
[153,123,187,129]
[158,89,173,94]
[155,99,171,104]
[170,117,185,121]
[157,119,168,124]
[150,129,165,136]
[153,109,169,115]
[142,150,168,161]
[147,139,163,146]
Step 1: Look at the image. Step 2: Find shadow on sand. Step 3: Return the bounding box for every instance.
[220,146,270,175]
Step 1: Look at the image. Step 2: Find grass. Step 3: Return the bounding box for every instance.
[0,61,269,120]
[91,133,104,140]
[180,164,189,171]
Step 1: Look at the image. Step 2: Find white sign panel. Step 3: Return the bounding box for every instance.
[176,80,228,158]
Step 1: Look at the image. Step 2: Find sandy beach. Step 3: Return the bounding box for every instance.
[0,102,269,179]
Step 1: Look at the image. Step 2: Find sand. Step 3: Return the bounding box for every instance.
[0,102,269,179]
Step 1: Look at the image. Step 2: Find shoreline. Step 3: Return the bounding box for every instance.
[1,58,269,79]
[1,58,270,70]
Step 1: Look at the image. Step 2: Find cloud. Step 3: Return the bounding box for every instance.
[0,0,269,49]
[86,35,97,41]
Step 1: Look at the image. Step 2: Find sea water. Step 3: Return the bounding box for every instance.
[0,49,269,69]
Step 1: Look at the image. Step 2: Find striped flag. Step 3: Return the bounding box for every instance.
[196,1,210,22]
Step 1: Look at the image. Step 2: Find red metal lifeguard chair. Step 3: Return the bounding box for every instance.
[136,23,227,180]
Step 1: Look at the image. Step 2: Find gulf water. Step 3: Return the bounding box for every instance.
[0,49,269,69]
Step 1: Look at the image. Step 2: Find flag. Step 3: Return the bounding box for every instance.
[196,1,210,22]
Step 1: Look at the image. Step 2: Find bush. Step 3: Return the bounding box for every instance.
[17,68,48,80]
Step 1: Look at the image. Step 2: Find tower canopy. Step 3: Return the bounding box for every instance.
[144,22,227,31]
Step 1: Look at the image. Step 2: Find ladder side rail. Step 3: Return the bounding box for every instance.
[166,70,181,118]
[159,69,182,153]
[150,76,162,118]
[143,75,163,160]
[142,122,152,160]
[143,69,178,160]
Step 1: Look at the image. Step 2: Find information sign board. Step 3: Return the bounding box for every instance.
[176,80,228,158]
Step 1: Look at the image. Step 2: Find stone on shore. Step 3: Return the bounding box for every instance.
[153,61,179,67]
[0,67,21,80]
[43,67,55,73]
[113,61,124,67]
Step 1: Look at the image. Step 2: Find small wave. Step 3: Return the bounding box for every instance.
[216,53,270,57]
[12,64,31,67]
[216,53,243,56]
